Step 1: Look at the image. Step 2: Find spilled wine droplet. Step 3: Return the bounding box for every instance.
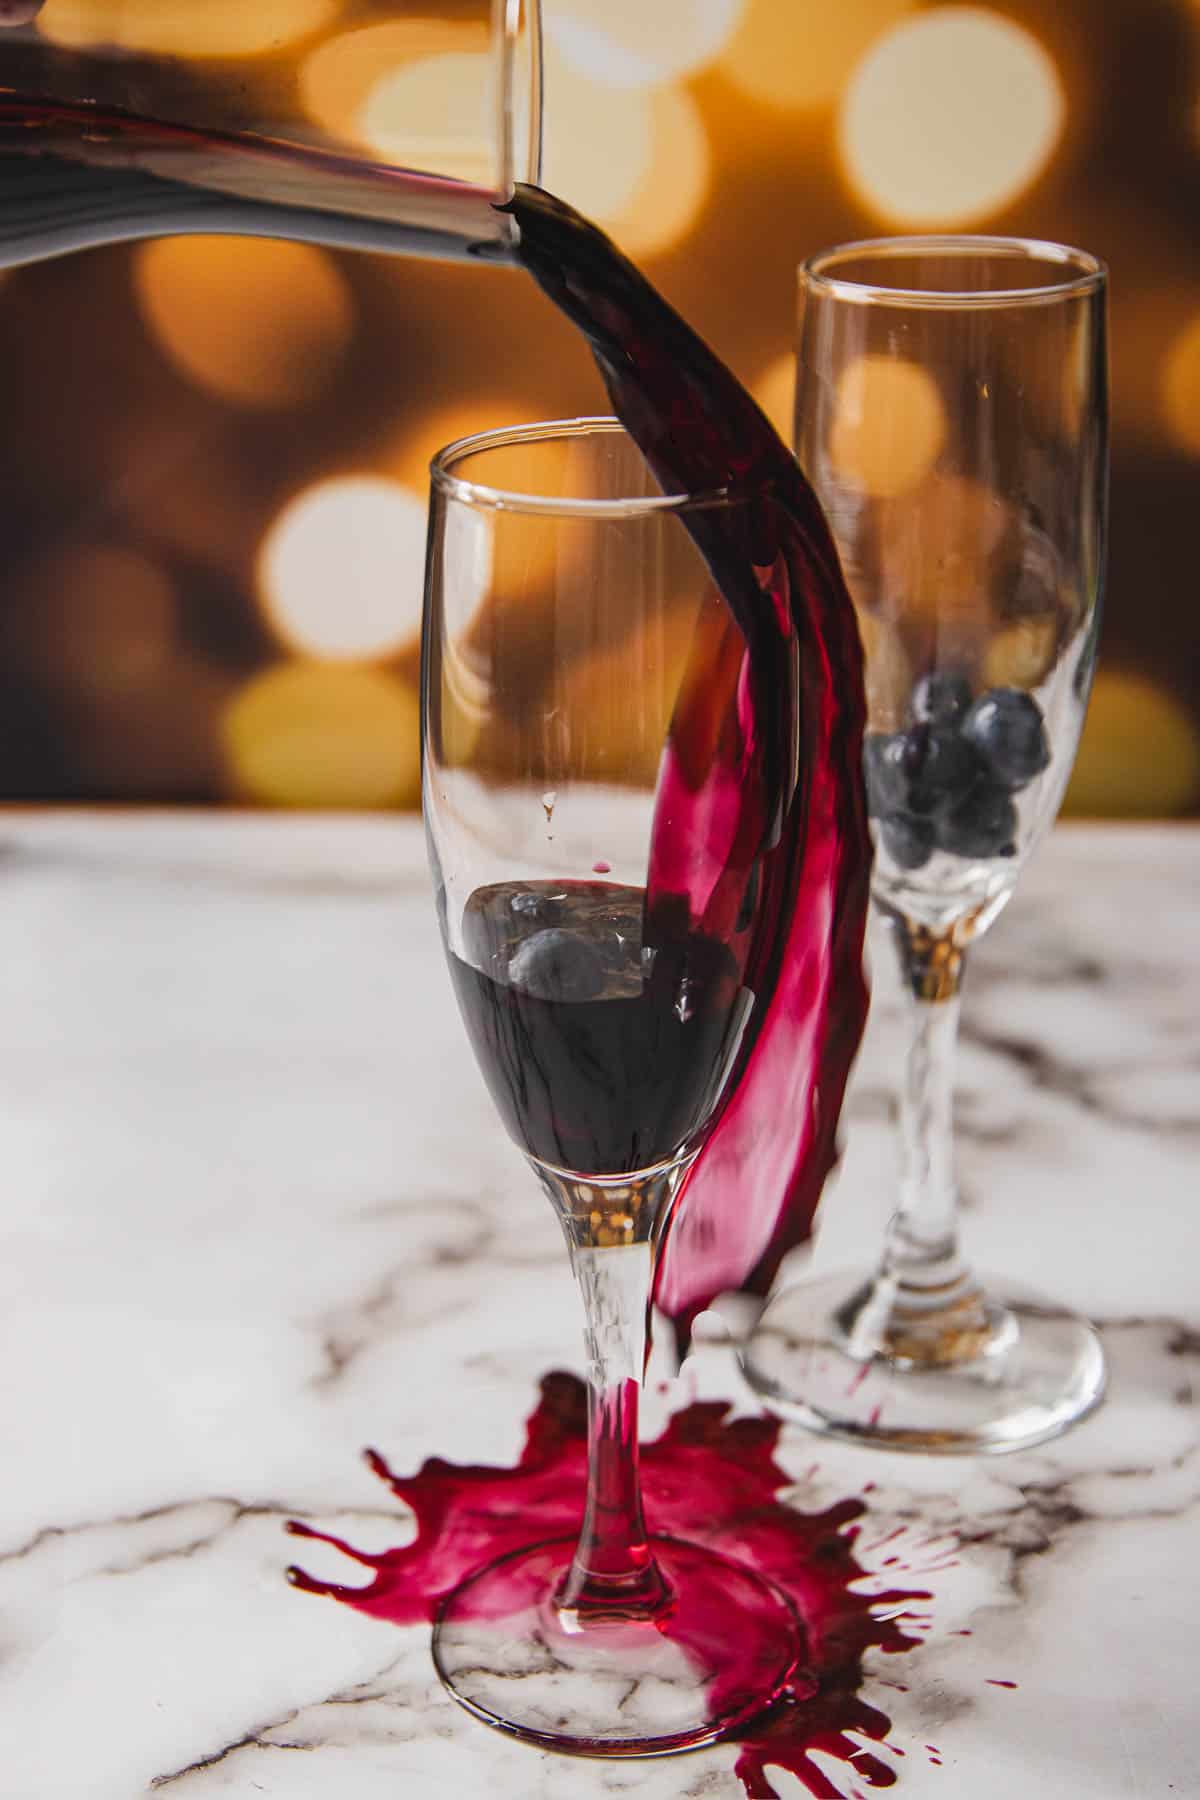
[288,1372,930,1798]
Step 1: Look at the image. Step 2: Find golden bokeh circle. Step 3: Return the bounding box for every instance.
[39,0,336,57]
[13,543,176,695]
[357,49,496,188]
[1161,313,1200,457]
[221,662,421,809]
[1065,671,1200,818]
[722,0,912,111]
[258,477,427,662]
[606,87,712,260]
[752,353,795,439]
[830,354,947,498]
[838,7,1065,227]
[541,43,656,225]
[300,20,484,144]
[134,238,353,411]
[546,0,746,90]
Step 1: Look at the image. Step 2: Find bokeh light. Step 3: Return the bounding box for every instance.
[258,477,427,661]
[722,0,912,111]
[830,355,947,498]
[753,353,794,439]
[1065,671,1200,817]
[546,0,745,90]
[604,86,711,259]
[300,20,484,144]
[1161,313,1200,457]
[541,43,655,226]
[878,473,1009,621]
[839,7,1065,227]
[983,617,1060,692]
[221,663,420,808]
[357,50,495,187]
[134,238,353,411]
[0,0,1195,816]
[388,397,532,498]
[11,543,175,696]
[39,0,336,57]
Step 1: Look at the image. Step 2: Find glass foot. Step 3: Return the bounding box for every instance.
[741,1270,1107,1454]
[432,1534,801,1755]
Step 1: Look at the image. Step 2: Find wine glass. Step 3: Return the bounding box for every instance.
[742,237,1108,1453]
[421,418,800,1752]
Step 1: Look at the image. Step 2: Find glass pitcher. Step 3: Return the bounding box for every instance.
[0,0,542,266]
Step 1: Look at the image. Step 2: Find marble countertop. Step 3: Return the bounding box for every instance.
[1,812,1195,1799]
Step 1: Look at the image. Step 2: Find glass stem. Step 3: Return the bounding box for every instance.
[838,917,993,1366]
[537,1165,677,1617]
[887,997,970,1300]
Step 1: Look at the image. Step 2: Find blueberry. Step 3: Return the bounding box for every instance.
[510,889,564,927]
[911,669,972,727]
[879,813,935,871]
[863,732,908,818]
[507,928,606,1001]
[936,781,1018,860]
[899,723,982,817]
[962,688,1050,790]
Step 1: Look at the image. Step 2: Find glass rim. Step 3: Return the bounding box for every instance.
[799,235,1107,308]
[429,417,735,517]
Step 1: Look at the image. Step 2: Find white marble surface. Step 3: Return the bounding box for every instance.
[0,812,1196,1799]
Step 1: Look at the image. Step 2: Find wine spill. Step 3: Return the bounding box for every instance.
[288,1373,928,1800]
[509,186,871,1337]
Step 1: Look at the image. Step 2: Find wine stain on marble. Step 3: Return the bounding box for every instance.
[287,1372,932,1798]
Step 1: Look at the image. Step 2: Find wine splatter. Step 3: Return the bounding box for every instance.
[509,187,872,1344]
[288,1373,928,1799]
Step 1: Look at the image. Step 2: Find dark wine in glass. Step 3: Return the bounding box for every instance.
[423,418,806,1754]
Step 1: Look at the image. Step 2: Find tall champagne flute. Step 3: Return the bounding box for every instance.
[743,238,1108,1453]
[422,419,800,1752]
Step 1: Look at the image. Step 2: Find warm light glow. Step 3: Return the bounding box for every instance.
[558,610,697,784]
[221,663,421,808]
[15,544,175,694]
[830,355,947,498]
[722,0,912,110]
[258,477,427,661]
[358,49,495,187]
[134,238,352,410]
[753,353,795,439]
[1064,671,1200,818]
[878,473,1010,621]
[388,397,531,498]
[541,43,655,224]
[607,87,712,259]
[40,0,336,57]
[853,608,913,731]
[300,20,483,144]
[546,0,745,90]
[983,617,1060,691]
[1161,313,1200,456]
[541,46,710,256]
[839,8,1065,227]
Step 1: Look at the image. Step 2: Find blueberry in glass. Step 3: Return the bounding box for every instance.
[745,233,1108,1454]
[962,687,1051,789]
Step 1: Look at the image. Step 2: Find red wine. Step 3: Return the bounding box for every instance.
[0,94,506,266]
[509,187,871,1337]
[288,1371,927,1798]
[448,879,749,1176]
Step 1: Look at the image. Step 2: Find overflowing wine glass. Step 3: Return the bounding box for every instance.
[421,419,802,1752]
[742,237,1109,1453]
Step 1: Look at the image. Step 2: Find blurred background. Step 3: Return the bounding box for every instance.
[0,0,1197,816]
